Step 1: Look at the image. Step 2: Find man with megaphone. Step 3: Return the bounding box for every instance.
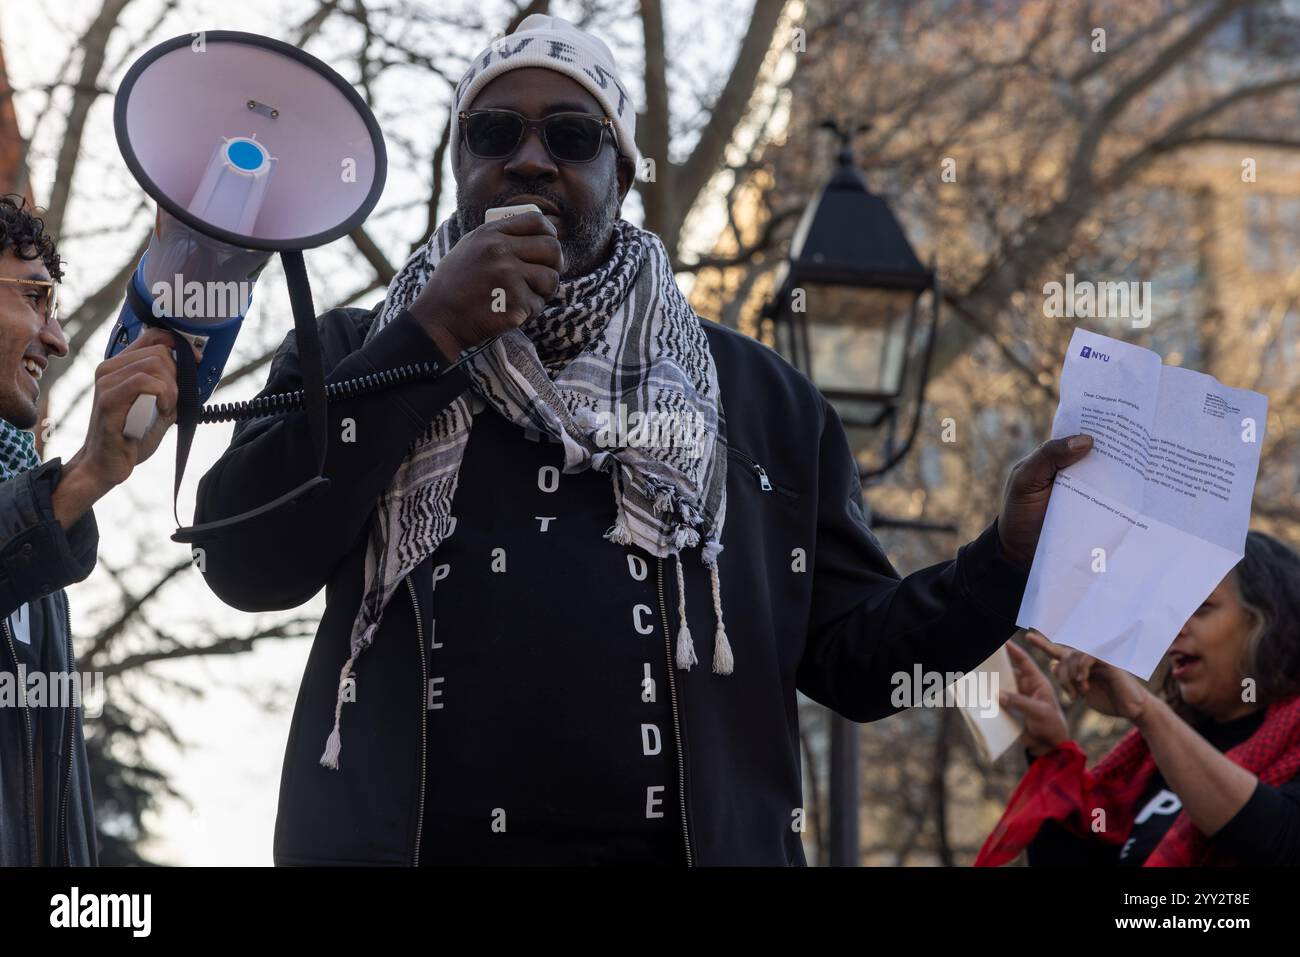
[194,15,1090,866]
[0,195,187,865]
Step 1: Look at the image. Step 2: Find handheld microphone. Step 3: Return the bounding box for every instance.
[198,205,542,424]
[484,203,542,223]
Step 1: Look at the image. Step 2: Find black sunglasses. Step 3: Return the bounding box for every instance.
[459,108,614,164]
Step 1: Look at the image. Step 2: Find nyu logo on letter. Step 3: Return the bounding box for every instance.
[1080,345,1110,362]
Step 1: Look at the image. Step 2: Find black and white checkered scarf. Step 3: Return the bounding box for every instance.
[321,216,731,769]
[0,419,40,482]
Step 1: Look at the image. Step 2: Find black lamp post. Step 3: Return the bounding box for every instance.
[764,121,940,481]
[765,121,943,866]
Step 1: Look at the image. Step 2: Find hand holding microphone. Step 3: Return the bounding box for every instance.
[407,206,564,358]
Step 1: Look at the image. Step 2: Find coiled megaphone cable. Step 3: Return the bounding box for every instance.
[199,334,495,424]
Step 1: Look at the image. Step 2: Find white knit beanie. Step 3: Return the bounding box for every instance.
[451,14,639,169]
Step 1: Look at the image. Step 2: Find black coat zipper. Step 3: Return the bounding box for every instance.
[58,597,76,866]
[728,446,802,500]
[727,446,773,491]
[2,617,39,865]
[407,575,428,867]
[657,557,694,866]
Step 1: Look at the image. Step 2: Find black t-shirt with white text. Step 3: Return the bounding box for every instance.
[417,405,683,865]
[1118,709,1266,866]
[1027,707,1300,866]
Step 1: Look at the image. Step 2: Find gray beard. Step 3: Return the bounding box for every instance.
[456,178,621,280]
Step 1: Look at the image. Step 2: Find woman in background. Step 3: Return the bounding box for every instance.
[977,530,1300,866]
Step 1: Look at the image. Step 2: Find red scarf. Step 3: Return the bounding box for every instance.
[975,694,1300,867]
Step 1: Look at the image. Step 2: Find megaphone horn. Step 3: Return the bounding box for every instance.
[108,31,387,542]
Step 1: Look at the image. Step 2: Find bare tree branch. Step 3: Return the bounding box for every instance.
[85,556,194,663]
[349,224,397,285]
[1148,132,1300,152]
[100,619,318,677]
[412,111,455,252]
[665,0,788,247]
[504,0,551,34]
[638,0,673,240]
[44,227,151,399]
[44,0,137,239]
[1065,0,1252,193]
[1110,71,1300,183]
[674,204,800,273]
[294,0,346,46]
[1066,5,1187,84]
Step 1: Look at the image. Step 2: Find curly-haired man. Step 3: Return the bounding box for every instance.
[0,195,182,865]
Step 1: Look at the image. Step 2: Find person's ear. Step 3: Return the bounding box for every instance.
[615,155,635,204]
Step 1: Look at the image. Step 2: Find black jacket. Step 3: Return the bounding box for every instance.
[0,458,99,866]
[193,303,1031,866]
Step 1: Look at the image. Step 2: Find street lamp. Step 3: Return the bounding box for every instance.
[765,120,944,867]
[764,120,940,480]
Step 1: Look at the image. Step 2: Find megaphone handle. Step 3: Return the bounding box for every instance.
[119,272,170,440]
[124,394,160,440]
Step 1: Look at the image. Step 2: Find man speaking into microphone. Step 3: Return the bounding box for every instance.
[193,15,1092,866]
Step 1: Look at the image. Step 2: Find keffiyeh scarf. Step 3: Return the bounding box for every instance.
[0,419,40,481]
[321,216,731,769]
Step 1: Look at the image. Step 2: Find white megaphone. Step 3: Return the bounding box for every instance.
[109,31,387,543]
[118,165,276,440]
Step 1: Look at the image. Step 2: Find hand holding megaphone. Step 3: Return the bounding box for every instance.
[83,328,198,487]
[407,206,563,357]
[121,334,200,440]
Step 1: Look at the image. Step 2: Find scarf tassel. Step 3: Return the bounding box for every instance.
[709,559,733,675]
[673,553,698,670]
[674,551,733,675]
[603,478,636,547]
[319,651,360,770]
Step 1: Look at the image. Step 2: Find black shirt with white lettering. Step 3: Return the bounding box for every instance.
[1027,708,1300,866]
[418,405,683,865]
[1117,710,1262,865]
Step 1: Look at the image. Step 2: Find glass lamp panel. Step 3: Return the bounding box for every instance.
[801,284,916,398]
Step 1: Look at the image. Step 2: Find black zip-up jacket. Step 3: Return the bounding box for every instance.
[193,303,1031,866]
[0,458,99,866]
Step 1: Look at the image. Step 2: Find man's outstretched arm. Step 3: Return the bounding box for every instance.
[796,396,1090,721]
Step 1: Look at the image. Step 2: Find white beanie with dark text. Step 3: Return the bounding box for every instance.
[451,14,639,169]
